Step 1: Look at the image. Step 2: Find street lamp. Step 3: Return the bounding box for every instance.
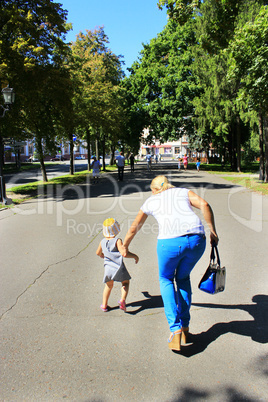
[0,85,15,204]
[1,85,15,118]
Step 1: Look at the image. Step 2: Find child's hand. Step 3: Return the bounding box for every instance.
[134,255,139,264]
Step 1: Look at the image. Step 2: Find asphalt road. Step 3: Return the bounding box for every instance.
[0,162,267,401]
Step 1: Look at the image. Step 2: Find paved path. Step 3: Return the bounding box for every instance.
[0,163,267,401]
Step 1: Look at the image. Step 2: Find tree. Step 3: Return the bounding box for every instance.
[158,0,202,24]
[68,27,125,171]
[0,0,71,182]
[228,6,268,181]
[126,19,197,143]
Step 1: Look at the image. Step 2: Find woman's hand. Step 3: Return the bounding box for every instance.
[210,231,219,246]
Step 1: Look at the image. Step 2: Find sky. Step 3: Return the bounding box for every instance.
[59,0,168,73]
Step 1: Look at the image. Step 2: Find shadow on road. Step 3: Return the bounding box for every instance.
[179,294,268,357]
[126,291,163,315]
[125,292,268,357]
[12,163,238,204]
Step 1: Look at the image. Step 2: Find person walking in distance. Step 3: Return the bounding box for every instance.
[123,175,218,351]
[116,151,125,181]
[146,153,152,171]
[91,156,101,184]
[129,153,135,172]
[183,154,188,171]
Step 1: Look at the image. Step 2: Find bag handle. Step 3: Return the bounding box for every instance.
[210,243,220,266]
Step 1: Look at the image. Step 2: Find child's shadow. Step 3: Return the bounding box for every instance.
[180,294,268,357]
[126,291,163,315]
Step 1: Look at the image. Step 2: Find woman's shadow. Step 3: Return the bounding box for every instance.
[126,293,268,357]
[181,294,268,357]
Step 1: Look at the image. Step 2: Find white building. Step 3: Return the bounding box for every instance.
[139,128,188,159]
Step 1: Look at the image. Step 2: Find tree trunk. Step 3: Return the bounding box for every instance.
[36,136,48,182]
[95,137,99,160]
[86,128,91,171]
[236,116,241,172]
[110,144,115,165]
[102,135,106,171]
[258,113,264,181]
[264,115,268,183]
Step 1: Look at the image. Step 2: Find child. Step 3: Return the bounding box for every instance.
[196,158,201,172]
[91,156,101,184]
[96,218,139,313]
[178,158,181,171]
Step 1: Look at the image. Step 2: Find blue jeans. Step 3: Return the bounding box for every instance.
[157,234,206,332]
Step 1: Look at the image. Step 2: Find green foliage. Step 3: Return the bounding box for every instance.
[158,0,201,24]
[228,5,268,114]
[126,19,197,141]
[69,27,126,150]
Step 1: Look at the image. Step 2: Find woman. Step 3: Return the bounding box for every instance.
[123,175,218,351]
[91,156,101,184]
[183,154,188,170]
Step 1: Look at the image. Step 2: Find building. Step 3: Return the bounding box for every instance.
[4,138,88,162]
[139,128,188,159]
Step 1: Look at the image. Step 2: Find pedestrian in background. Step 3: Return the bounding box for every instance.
[178,158,182,171]
[123,175,218,351]
[196,158,201,172]
[146,153,152,171]
[96,218,139,313]
[91,156,101,184]
[183,154,188,171]
[116,151,125,181]
[129,153,135,172]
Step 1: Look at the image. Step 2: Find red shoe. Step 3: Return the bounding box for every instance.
[118,300,126,312]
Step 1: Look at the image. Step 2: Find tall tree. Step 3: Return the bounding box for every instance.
[0,0,71,182]
[69,27,125,171]
[228,5,268,181]
[126,19,197,143]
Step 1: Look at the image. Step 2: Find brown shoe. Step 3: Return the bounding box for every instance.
[168,332,181,351]
[181,327,189,344]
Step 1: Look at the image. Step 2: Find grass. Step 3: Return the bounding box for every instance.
[1,165,117,208]
[219,176,268,196]
[199,162,267,196]
[1,162,266,209]
[3,162,54,174]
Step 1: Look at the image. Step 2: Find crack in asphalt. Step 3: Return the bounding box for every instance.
[0,216,130,321]
[0,229,103,321]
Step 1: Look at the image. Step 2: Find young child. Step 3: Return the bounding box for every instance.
[196,158,201,172]
[96,218,139,313]
[178,158,181,171]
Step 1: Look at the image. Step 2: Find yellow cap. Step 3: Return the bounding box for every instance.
[103,218,120,237]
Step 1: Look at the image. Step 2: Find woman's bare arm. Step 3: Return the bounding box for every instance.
[122,210,148,255]
[188,190,218,245]
[117,239,139,263]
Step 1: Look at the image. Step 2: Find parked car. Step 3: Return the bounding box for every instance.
[75,155,85,160]
[50,155,66,161]
[25,155,39,162]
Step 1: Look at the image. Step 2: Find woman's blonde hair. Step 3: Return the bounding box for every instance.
[150,175,174,193]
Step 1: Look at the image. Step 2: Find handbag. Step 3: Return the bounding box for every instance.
[198,243,226,294]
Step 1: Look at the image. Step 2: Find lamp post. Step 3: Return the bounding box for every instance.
[0,85,15,204]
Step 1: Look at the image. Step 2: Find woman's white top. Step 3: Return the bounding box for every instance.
[140,187,205,239]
